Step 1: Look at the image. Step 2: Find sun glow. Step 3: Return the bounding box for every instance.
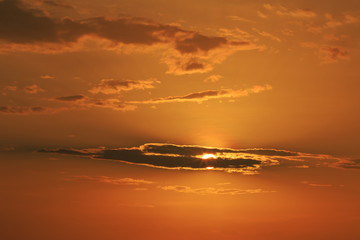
[202,154,217,160]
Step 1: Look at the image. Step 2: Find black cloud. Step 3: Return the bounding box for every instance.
[38,143,302,174]
[55,95,85,101]
[38,143,359,173]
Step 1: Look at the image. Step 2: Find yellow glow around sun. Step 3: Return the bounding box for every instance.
[202,154,217,160]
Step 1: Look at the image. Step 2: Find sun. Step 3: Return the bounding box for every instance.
[202,154,217,160]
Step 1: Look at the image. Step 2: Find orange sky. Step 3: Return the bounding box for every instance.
[0,0,359,239]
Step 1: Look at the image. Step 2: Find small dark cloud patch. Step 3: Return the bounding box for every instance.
[184,62,205,71]
[55,95,85,101]
[38,148,89,155]
[0,105,48,114]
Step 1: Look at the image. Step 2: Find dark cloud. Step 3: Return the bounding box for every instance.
[0,0,223,46]
[38,148,89,155]
[40,147,263,173]
[55,95,85,101]
[141,143,297,157]
[0,0,177,44]
[39,143,303,174]
[184,61,205,71]
[39,143,359,173]
[0,0,259,74]
[0,105,49,114]
[0,0,58,43]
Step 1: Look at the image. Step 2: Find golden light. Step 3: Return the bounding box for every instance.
[202,154,217,160]
[206,167,214,170]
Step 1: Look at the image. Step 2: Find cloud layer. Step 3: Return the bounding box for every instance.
[39,143,359,174]
[0,0,259,74]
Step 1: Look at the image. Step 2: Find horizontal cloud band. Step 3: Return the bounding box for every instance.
[39,143,360,174]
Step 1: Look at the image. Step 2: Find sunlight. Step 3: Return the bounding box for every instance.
[202,154,217,160]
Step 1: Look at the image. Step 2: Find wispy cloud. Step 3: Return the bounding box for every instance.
[301,42,350,64]
[252,28,281,42]
[24,84,45,94]
[301,181,333,187]
[53,95,137,111]
[228,16,256,23]
[130,85,272,104]
[257,11,268,19]
[40,75,55,79]
[3,85,17,91]
[89,78,159,94]
[319,46,350,64]
[264,4,316,18]
[203,74,223,83]
[160,185,273,195]
[66,176,154,185]
[307,13,358,33]
[338,159,360,169]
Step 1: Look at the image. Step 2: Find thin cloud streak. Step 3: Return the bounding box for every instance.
[264,4,317,18]
[159,185,274,195]
[89,78,159,95]
[129,85,272,104]
[66,176,155,185]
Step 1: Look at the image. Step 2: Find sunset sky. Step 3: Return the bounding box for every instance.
[1,0,359,239]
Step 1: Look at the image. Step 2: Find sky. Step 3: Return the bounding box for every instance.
[0,0,359,239]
